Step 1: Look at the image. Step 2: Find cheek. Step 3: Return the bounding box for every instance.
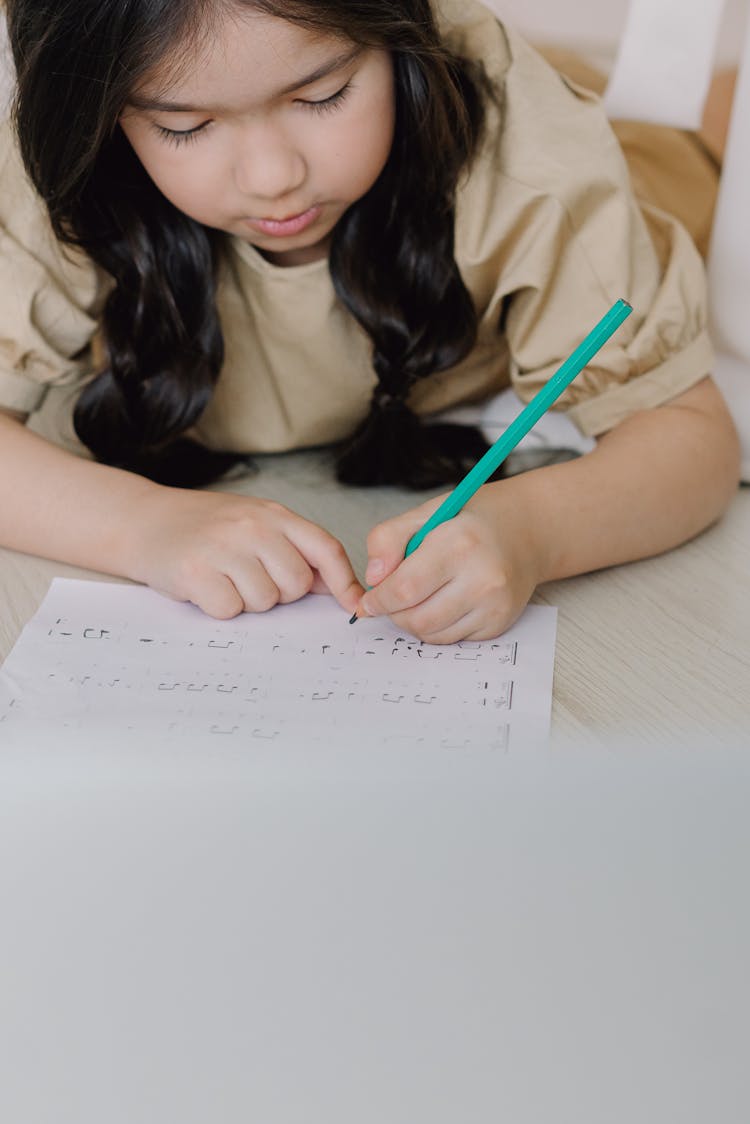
[330,94,394,195]
[122,127,225,219]
[151,162,221,219]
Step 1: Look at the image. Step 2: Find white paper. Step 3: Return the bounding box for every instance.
[0,579,557,748]
[603,0,726,128]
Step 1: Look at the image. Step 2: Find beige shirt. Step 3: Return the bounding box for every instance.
[0,0,713,458]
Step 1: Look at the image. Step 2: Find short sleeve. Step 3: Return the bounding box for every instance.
[453,20,713,437]
[0,120,108,416]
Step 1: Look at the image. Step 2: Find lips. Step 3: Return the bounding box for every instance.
[244,205,322,238]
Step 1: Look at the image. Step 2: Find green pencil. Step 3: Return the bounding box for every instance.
[404,297,633,554]
[350,297,632,622]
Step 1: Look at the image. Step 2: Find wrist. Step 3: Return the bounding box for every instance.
[479,476,559,587]
[107,473,175,583]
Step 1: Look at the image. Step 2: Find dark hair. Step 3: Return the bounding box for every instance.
[7,0,495,488]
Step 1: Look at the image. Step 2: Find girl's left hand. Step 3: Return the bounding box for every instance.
[353,483,545,643]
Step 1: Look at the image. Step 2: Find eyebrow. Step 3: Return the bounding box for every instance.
[128,44,363,113]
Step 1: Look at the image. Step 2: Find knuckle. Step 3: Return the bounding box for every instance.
[452,527,481,556]
[260,499,287,518]
[483,570,511,603]
[415,628,444,645]
[171,555,208,598]
[405,621,430,644]
[323,537,347,565]
[408,618,440,644]
[239,503,288,539]
[390,574,417,605]
[244,519,276,547]
[199,585,244,620]
[252,587,280,613]
[279,569,315,603]
[366,526,388,554]
[413,606,444,638]
[472,621,504,641]
[299,567,316,596]
[210,598,243,621]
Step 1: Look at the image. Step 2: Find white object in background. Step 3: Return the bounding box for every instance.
[603,0,726,127]
[0,13,13,119]
[434,388,595,460]
[708,4,750,482]
[477,387,596,455]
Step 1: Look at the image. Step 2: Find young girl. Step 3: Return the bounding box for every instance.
[0,0,740,644]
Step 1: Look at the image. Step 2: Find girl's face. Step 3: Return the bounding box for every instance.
[119,9,395,266]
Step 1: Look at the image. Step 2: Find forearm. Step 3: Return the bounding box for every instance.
[0,414,161,577]
[355,378,740,643]
[0,415,363,616]
[495,377,741,583]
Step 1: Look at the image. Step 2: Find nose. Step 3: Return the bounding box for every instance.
[233,121,307,203]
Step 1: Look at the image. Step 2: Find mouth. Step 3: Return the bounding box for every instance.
[244,205,322,238]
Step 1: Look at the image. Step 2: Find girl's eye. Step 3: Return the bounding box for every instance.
[151,121,211,148]
[301,81,352,115]
[147,79,352,146]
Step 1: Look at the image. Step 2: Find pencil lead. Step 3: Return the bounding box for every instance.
[348,611,359,625]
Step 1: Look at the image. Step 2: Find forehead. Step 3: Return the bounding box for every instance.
[132,6,354,105]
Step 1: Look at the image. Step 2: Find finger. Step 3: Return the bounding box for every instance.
[415,598,525,644]
[386,579,472,642]
[399,572,528,643]
[308,569,361,597]
[357,551,452,619]
[459,604,527,641]
[180,572,246,620]
[285,524,363,612]
[410,609,482,646]
[365,495,448,585]
[256,536,316,604]
[223,557,281,614]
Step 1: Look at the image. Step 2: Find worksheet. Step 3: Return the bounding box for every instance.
[0,579,557,747]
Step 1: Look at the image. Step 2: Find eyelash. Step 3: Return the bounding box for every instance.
[305,80,352,115]
[152,81,352,148]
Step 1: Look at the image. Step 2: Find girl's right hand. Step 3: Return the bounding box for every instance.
[126,488,364,620]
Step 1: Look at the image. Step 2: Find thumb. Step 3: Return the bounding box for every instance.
[365,495,446,586]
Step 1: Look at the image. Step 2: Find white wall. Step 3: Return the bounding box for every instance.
[487,0,748,65]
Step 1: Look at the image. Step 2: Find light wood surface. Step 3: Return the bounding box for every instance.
[1,449,748,745]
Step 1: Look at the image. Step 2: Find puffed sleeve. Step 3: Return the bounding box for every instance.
[454,20,713,437]
[0,119,108,416]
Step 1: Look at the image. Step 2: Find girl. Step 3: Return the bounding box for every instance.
[0,0,740,644]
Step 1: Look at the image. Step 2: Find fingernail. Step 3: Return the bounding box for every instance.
[365,558,384,583]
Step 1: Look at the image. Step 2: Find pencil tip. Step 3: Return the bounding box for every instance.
[348,612,359,624]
